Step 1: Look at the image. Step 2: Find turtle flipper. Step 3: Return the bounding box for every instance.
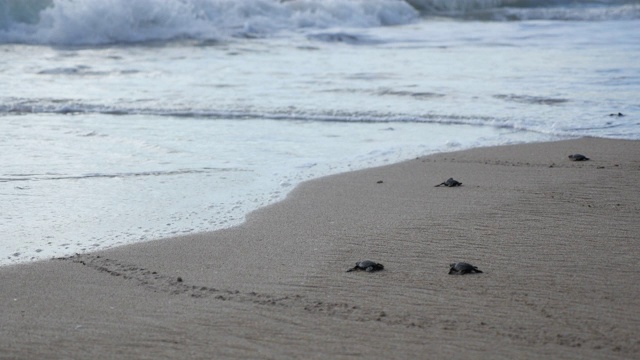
[448,264,456,274]
[437,178,462,187]
[346,267,357,272]
[365,266,374,272]
[473,268,483,273]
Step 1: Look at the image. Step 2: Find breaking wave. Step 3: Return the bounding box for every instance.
[0,0,638,45]
[0,0,418,45]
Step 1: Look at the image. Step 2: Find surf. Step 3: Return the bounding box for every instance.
[1,0,638,46]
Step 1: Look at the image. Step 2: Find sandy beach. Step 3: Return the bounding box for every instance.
[1,137,639,359]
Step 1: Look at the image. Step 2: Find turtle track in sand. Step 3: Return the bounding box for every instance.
[55,253,431,329]
[52,253,638,353]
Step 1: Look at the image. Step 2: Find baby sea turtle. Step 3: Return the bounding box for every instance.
[449,262,483,275]
[435,178,462,187]
[346,260,384,272]
[568,154,589,161]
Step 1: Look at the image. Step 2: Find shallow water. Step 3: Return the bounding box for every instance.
[1,0,639,265]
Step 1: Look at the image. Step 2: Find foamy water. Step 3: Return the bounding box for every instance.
[1,0,639,265]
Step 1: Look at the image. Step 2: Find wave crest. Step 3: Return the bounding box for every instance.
[1,0,637,45]
[0,0,418,45]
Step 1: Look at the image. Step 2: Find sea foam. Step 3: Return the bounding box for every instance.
[1,0,638,45]
[0,0,418,45]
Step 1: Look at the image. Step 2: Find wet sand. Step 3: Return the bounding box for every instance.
[1,137,639,359]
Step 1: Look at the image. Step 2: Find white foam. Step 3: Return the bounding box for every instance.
[1,12,637,266]
[2,0,638,45]
[0,113,556,266]
[0,0,419,45]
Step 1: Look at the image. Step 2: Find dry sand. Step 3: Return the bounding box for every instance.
[1,137,639,359]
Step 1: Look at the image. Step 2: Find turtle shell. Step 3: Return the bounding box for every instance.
[568,154,589,161]
[435,178,462,187]
[347,260,384,272]
[449,262,482,275]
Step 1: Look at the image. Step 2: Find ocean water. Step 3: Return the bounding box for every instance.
[1,0,639,265]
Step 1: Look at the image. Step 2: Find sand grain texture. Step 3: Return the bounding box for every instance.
[2,138,639,359]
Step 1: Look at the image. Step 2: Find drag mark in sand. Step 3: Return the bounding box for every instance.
[55,254,433,329]
[53,254,637,354]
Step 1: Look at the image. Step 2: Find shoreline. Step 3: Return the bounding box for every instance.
[2,137,639,358]
[0,130,554,268]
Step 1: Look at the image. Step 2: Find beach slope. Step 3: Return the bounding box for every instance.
[2,138,639,359]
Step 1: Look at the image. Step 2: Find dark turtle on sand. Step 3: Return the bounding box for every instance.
[346,260,384,272]
[435,178,462,187]
[449,262,483,275]
[568,154,589,161]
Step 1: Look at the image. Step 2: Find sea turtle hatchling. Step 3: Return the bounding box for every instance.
[435,178,462,187]
[568,154,589,161]
[346,260,384,273]
[449,262,483,275]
